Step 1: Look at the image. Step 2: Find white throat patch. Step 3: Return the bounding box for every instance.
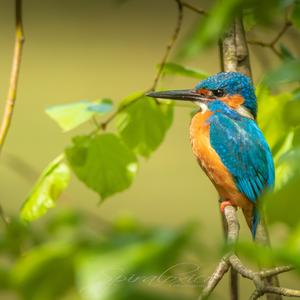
[198,102,208,114]
[235,106,255,120]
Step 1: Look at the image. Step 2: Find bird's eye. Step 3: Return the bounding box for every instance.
[212,89,225,97]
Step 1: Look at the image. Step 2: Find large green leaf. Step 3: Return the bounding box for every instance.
[283,98,300,128]
[266,148,300,226]
[257,87,292,152]
[116,97,173,158]
[161,63,208,79]
[20,155,71,222]
[66,133,138,200]
[46,99,113,132]
[292,0,300,30]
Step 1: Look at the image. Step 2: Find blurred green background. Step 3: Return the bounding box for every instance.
[0,0,300,299]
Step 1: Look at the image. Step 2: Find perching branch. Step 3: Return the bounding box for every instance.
[100,0,184,130]
[0,0,25,152]
[198,205,300,300]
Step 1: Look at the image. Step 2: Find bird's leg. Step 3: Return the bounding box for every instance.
[220,200,237,213]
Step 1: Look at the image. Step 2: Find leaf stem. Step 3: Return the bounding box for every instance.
[0,0,25,152]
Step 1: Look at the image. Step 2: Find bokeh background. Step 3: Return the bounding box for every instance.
[0,0,299,299]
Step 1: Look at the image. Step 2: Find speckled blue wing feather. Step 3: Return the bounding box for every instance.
[209,112,275,203]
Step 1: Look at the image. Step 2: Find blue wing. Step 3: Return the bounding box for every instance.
[209,113,275,203]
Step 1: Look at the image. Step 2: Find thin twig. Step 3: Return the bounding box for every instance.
[247,16,292,59]
[181,1,207,15]
[100,0,184,130]
[0,0,25,152]
[150,0,183,91]
[259,266,294,278]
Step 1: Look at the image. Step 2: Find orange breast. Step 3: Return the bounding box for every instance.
[190,111,253,220]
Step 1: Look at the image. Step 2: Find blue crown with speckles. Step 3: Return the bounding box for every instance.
[195,72,257,118]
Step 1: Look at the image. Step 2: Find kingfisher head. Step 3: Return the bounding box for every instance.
[147,72,257,119]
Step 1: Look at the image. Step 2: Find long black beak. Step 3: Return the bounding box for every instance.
[146,89,207,102]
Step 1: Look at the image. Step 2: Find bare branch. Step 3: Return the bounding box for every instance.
[259,266,294,278]
[198,258,230,300]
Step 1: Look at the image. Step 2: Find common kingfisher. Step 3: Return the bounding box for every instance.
[147,72,274,237]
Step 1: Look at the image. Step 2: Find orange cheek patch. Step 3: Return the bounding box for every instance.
[220,94,244,109]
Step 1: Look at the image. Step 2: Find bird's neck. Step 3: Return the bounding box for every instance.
[200,100,255,121]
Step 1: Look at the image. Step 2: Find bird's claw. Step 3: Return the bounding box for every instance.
[220,201,235,213]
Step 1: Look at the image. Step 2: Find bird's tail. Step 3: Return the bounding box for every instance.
[243,205,260,239]
[251,206,260,238]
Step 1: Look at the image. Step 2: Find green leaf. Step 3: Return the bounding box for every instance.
[292,0,300,30]
[279,44,295,61]
[46,99,113,132]
[66,133,138,200]
[257,87,292,151]
[266,148,300,226]
[115,97,173,158]
[117,91,145,109]
[161,63,208,79]
[20,156,71,222]
[87,98,113,113]
[283,98,300,128]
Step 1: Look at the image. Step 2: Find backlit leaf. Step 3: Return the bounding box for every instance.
[46,99,113,132]
[66,133,138,200]
[20,155,71,222]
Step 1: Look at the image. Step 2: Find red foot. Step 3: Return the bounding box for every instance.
[220,201,235,213]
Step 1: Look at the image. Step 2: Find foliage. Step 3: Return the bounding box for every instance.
[66,133,138,200]
[46,99,113,132]
[115,97,173,158]
[0,212,201,300]
[20,155,71,222]
[5,0,300,299]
